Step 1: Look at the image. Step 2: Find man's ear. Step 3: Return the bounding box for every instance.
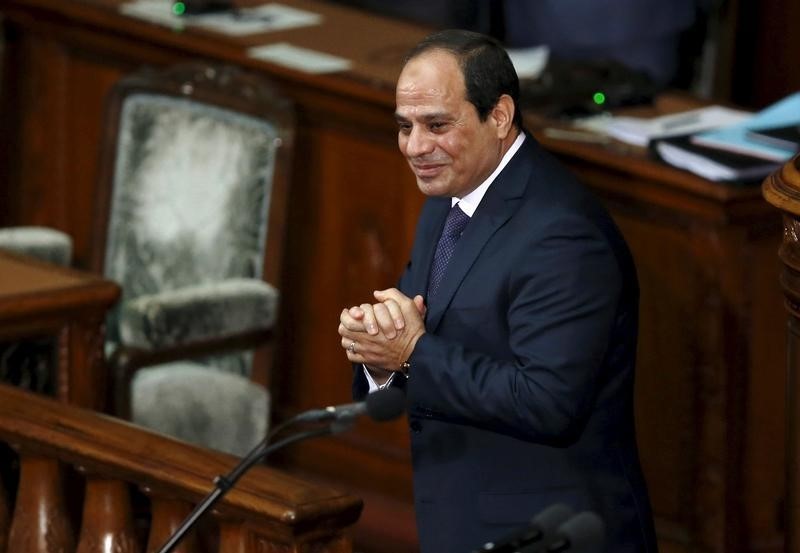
[492,94,516,139]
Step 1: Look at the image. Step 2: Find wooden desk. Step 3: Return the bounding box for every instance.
[0,251,120,409]
[0,2,787,553]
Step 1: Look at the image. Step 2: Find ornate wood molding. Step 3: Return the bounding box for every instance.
[0,383,362,552]
[762,154,800,553]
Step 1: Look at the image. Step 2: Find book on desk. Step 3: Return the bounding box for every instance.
[746,125,800,152]
[650,91,800,182]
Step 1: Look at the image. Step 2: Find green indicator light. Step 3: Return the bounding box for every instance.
[593,92,606,106]
[172,1,186,15]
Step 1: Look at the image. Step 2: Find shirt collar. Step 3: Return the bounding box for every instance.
[453,132,526,216]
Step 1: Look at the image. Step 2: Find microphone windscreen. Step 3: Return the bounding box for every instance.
[532,503,574,532]
[365,387,406,421]
[555,511,605,553]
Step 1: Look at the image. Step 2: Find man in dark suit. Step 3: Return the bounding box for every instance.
[338,30,657,553]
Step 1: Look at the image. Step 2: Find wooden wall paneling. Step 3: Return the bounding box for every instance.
[553,153,785,553]
[0,29,70,232]
[1,2,796,552]
[729,0,800,108]
[270,115,420,552]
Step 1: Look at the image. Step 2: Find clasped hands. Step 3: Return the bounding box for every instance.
[339,288,426,377]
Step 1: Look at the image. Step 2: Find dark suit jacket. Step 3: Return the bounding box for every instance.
[354,136,657,553]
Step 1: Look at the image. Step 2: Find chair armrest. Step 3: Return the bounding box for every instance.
[118,278,278,350]
[108,279,278,417]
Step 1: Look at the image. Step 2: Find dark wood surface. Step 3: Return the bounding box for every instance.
[0,2,790,552]
[762,155,800,553]
[0,381,362,551]
[0,251,120,409]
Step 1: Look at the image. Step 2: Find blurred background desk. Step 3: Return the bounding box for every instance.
[0,251,119,409]
[0,2,788,552]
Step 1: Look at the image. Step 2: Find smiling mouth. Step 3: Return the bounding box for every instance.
[412,163,446,178]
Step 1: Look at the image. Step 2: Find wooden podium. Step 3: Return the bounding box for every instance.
[763,156,800,553]
[0,2,788,552]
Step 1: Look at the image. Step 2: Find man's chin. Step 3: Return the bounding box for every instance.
[415,176,451,197]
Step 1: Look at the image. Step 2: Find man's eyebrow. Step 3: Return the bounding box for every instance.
[394,112,452,123]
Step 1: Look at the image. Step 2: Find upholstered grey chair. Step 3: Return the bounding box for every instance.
[0,226,73,266]
[93,63,294,456]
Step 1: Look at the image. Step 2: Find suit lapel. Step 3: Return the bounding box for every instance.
[424,138,534,332]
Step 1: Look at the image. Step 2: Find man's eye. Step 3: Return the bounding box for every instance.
[429,122,447,132]
[398,124,412,134]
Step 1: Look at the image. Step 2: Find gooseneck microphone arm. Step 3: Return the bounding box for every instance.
[155,425,334,553]
[155,387,406,553]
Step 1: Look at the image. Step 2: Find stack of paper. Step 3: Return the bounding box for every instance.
[651,92,800,182]
[655,136,781,182]
[747,125,800,151]
[691,92,800,161]
[604,106,750,147]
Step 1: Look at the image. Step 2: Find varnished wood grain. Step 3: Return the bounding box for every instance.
[762,155,800,553]
[0,383,362,550]
[0,2,793,552]
[7,456,75,553]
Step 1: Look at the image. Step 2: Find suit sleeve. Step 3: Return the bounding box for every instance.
[404,214,627,446]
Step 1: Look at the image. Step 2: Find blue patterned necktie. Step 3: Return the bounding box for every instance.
[428,203,471,297]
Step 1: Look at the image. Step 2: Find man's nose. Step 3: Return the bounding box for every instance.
[405,128,434,157]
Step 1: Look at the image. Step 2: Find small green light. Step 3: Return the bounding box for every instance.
[172,1,186,15]
[593,91,606,106]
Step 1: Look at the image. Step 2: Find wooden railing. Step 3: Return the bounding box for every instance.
[763,154,800,553]
[0,383,362,553]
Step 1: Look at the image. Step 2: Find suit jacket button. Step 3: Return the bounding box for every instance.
[410,420,422,433]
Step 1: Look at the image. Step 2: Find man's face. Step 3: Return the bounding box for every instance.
[395,50,505,198]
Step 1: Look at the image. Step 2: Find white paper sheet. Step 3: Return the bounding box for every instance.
[191,4,322,36]
[248,42,352,74]
[603,106,751,147]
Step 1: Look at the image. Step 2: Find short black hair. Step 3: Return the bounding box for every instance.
[404,29,523,130]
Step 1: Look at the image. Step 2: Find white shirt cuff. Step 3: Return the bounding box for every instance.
[362,364,396,392]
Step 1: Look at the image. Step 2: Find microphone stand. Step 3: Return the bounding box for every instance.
[155,424,334,553]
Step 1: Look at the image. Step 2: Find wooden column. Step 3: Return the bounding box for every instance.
[763,155,800,553]
[7,455,75,553]
[145,496,199,553]
[76,477,138,553]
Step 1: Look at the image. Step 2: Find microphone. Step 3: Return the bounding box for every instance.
[472,503,574,552]
[155,388,406,553]
[545,512,605,553]
[294,387,406,427]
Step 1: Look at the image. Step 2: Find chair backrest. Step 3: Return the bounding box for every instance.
[92,63,294,372]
